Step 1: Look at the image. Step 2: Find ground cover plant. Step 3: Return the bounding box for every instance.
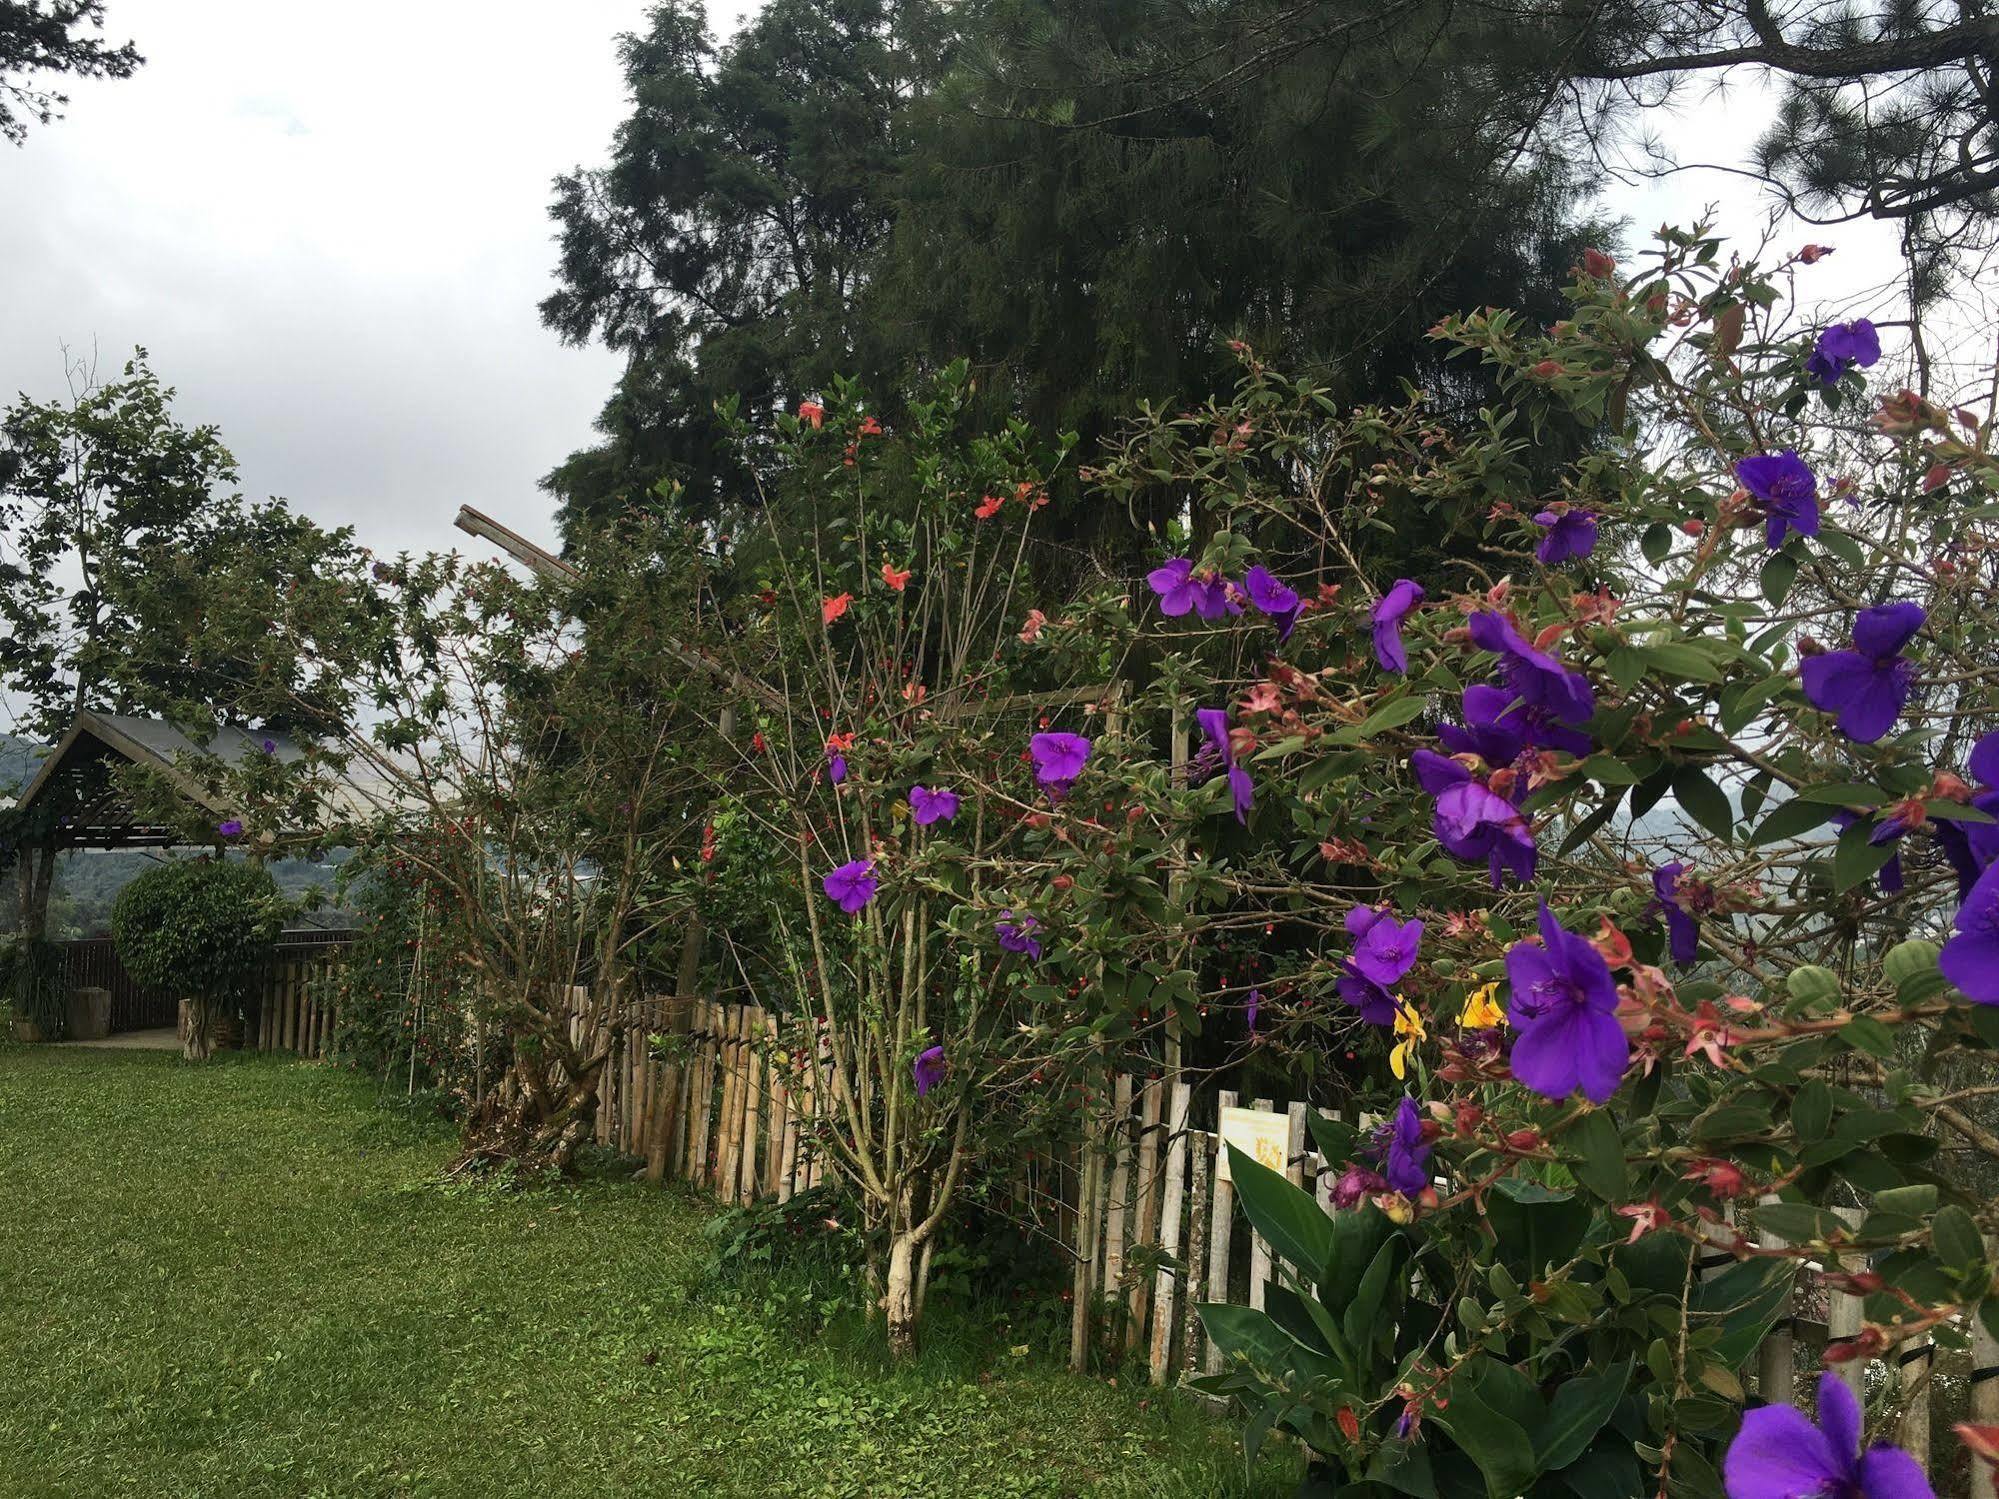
[0,1042,1293,1499]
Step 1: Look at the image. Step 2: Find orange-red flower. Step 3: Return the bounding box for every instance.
[798,400,824,429]
[974,494,1004,520]
[822,593,853,624]
[881,561,910,592]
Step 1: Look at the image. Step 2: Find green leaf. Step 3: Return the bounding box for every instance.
[1197,1301,1335,1380]
[1787,966,1842,1008]
[1640,523,1673,564]
[1759,551,1798,606]
[1673,766,1735,842]
[1935,1205,1985,1271]
[1486,1178,1592,1279]
[1433,1380,1541,1499]
[1833,820,1898,892]
[1225,1144,1332,1279]
[1640,642,1722,683]
[1537,1360,1633,1471]
[1751,797,1835,846]
[1578,754,1639,786]
[1566,1111,1627,1202]
[1791,1080,1833,1140]
[1357,694,1434,735]
[1793,782,1886,806]
[1840,1015,1896,1060]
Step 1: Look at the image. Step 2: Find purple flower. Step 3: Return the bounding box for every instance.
[1370,579,1425,674]
[996,911,1042,960]
[1467,612,1594,726]
[1243,565,1301,640]
[1197,706,1253,824]
[1941,861,1999,1004]
[1146,557,1235,620]
[1339,906,1422,1026]
[1533,508,1598,565]
[908,785,959,825]
[1971,730,1999,790]
[1722,1371,1933,1499]
[913,1045,947,1097]
[1651,862,1700,965]
[260,738,277,754]
[1736,450,1821,549]
[1801,602,1924,744]
[1806,318,1882,387]
[822,859,878,913]
[1329,1162,1386,1209]
[1504,902,1628,1103]
[1437,683,1591,767]
[827,754,847,785]
[217,819,244,838]
[1379,1097,1432,1196]
[1029,732,1092,791]
[1413,750,1537,888]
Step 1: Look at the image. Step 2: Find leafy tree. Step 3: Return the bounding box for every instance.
[112,858,281,1060]
[541,0,931,541]
[0,351,367,939]
[0,1,141,144]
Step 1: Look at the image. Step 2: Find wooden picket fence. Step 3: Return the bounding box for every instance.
[584,995,833,1201]
[250,936,354,1059]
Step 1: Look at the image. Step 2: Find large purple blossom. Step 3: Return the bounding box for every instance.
[1340,905,1423,1025]
[913,1045,947,1097]
[1806,318,1882,388]
[1801,602,1924,744]
[1736,450,1821,550]
[1436,683,1592,768]
[1935,731,1999,895]
[996,911,1042,960]
[1370,579,1425,674]
[1504,902,1628,1103]
[1533,508,1598,565]
[1941,860,1999,1004]
[1197,706,1254,824]
[1146,558,1236,621]
[1466,611,1594,726]
[1651,862,1700,965]
[823,859,878,914]
[1723,1371,1932,1499]
[1413,749,1538,888]
[1242,565,1301,640]
[1029,732,1092,795]
[908,785,959,825]
[1380,1097,1431,1196]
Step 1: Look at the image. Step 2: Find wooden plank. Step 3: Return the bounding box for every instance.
[1897,1335,1931,1482]
[738,1008,763,1204]
[1101,1076,1135,1317]
[1248,1097,1275,1311]
[689,1000,717,1185]
[1283,1101,1308,1277]
[280,965,296,1053]
[718,1006,746,1195]
[1205,1091,1237,1375]
[1976,1235,1999,1422]
[1069,1129,1101,1374]
[1181,1127,1211,1381]
[1150,1082,1192,1384]
[1826,1205,1867,1397]
[1125,1077,1164,1355]
[777,1064,801,1203]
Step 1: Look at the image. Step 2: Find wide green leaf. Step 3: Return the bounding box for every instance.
[1537,1360,1633,1471]
[1226,1143,1333,1279]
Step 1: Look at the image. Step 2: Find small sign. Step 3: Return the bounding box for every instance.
[1216,1105,1288,1184]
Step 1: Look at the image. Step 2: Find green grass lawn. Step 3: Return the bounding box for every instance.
[0,1044,1290,1498]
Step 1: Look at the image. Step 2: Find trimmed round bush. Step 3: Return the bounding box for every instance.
[112,859,282,1059]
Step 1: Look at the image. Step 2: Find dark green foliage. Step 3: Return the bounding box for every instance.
[0,933,67,1035]
[541,0,1599,548]
[110,858,281,1005]
[0,1,142,144]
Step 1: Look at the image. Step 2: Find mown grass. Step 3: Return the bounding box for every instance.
[0,1044,1295,1498]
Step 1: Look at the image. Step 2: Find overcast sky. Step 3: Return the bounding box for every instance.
[0,2,1972,572]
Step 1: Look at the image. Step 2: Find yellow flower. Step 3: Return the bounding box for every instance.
[1459,982,1506,1031]
[1389,997,1426,1081]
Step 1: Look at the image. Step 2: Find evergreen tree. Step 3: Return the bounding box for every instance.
[0,1,141,144]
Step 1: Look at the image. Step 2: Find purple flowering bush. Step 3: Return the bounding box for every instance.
[1080,228,1999,1494]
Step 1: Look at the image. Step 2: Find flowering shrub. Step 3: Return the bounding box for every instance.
[1052,228,1999,1493]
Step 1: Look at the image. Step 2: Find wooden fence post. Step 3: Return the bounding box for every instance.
[1756,1194,1795,1406]
[1126,1076,1164,1355]
[1205,1089,1237,1375]
[1976,1236,1999,1423]
[1101,1076,1135,1332]
[1248,1096,1275,1312]
[1180,1126,1211,1382]
[1149,1081,1192,1384]
[1826,1205,1868,1398]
